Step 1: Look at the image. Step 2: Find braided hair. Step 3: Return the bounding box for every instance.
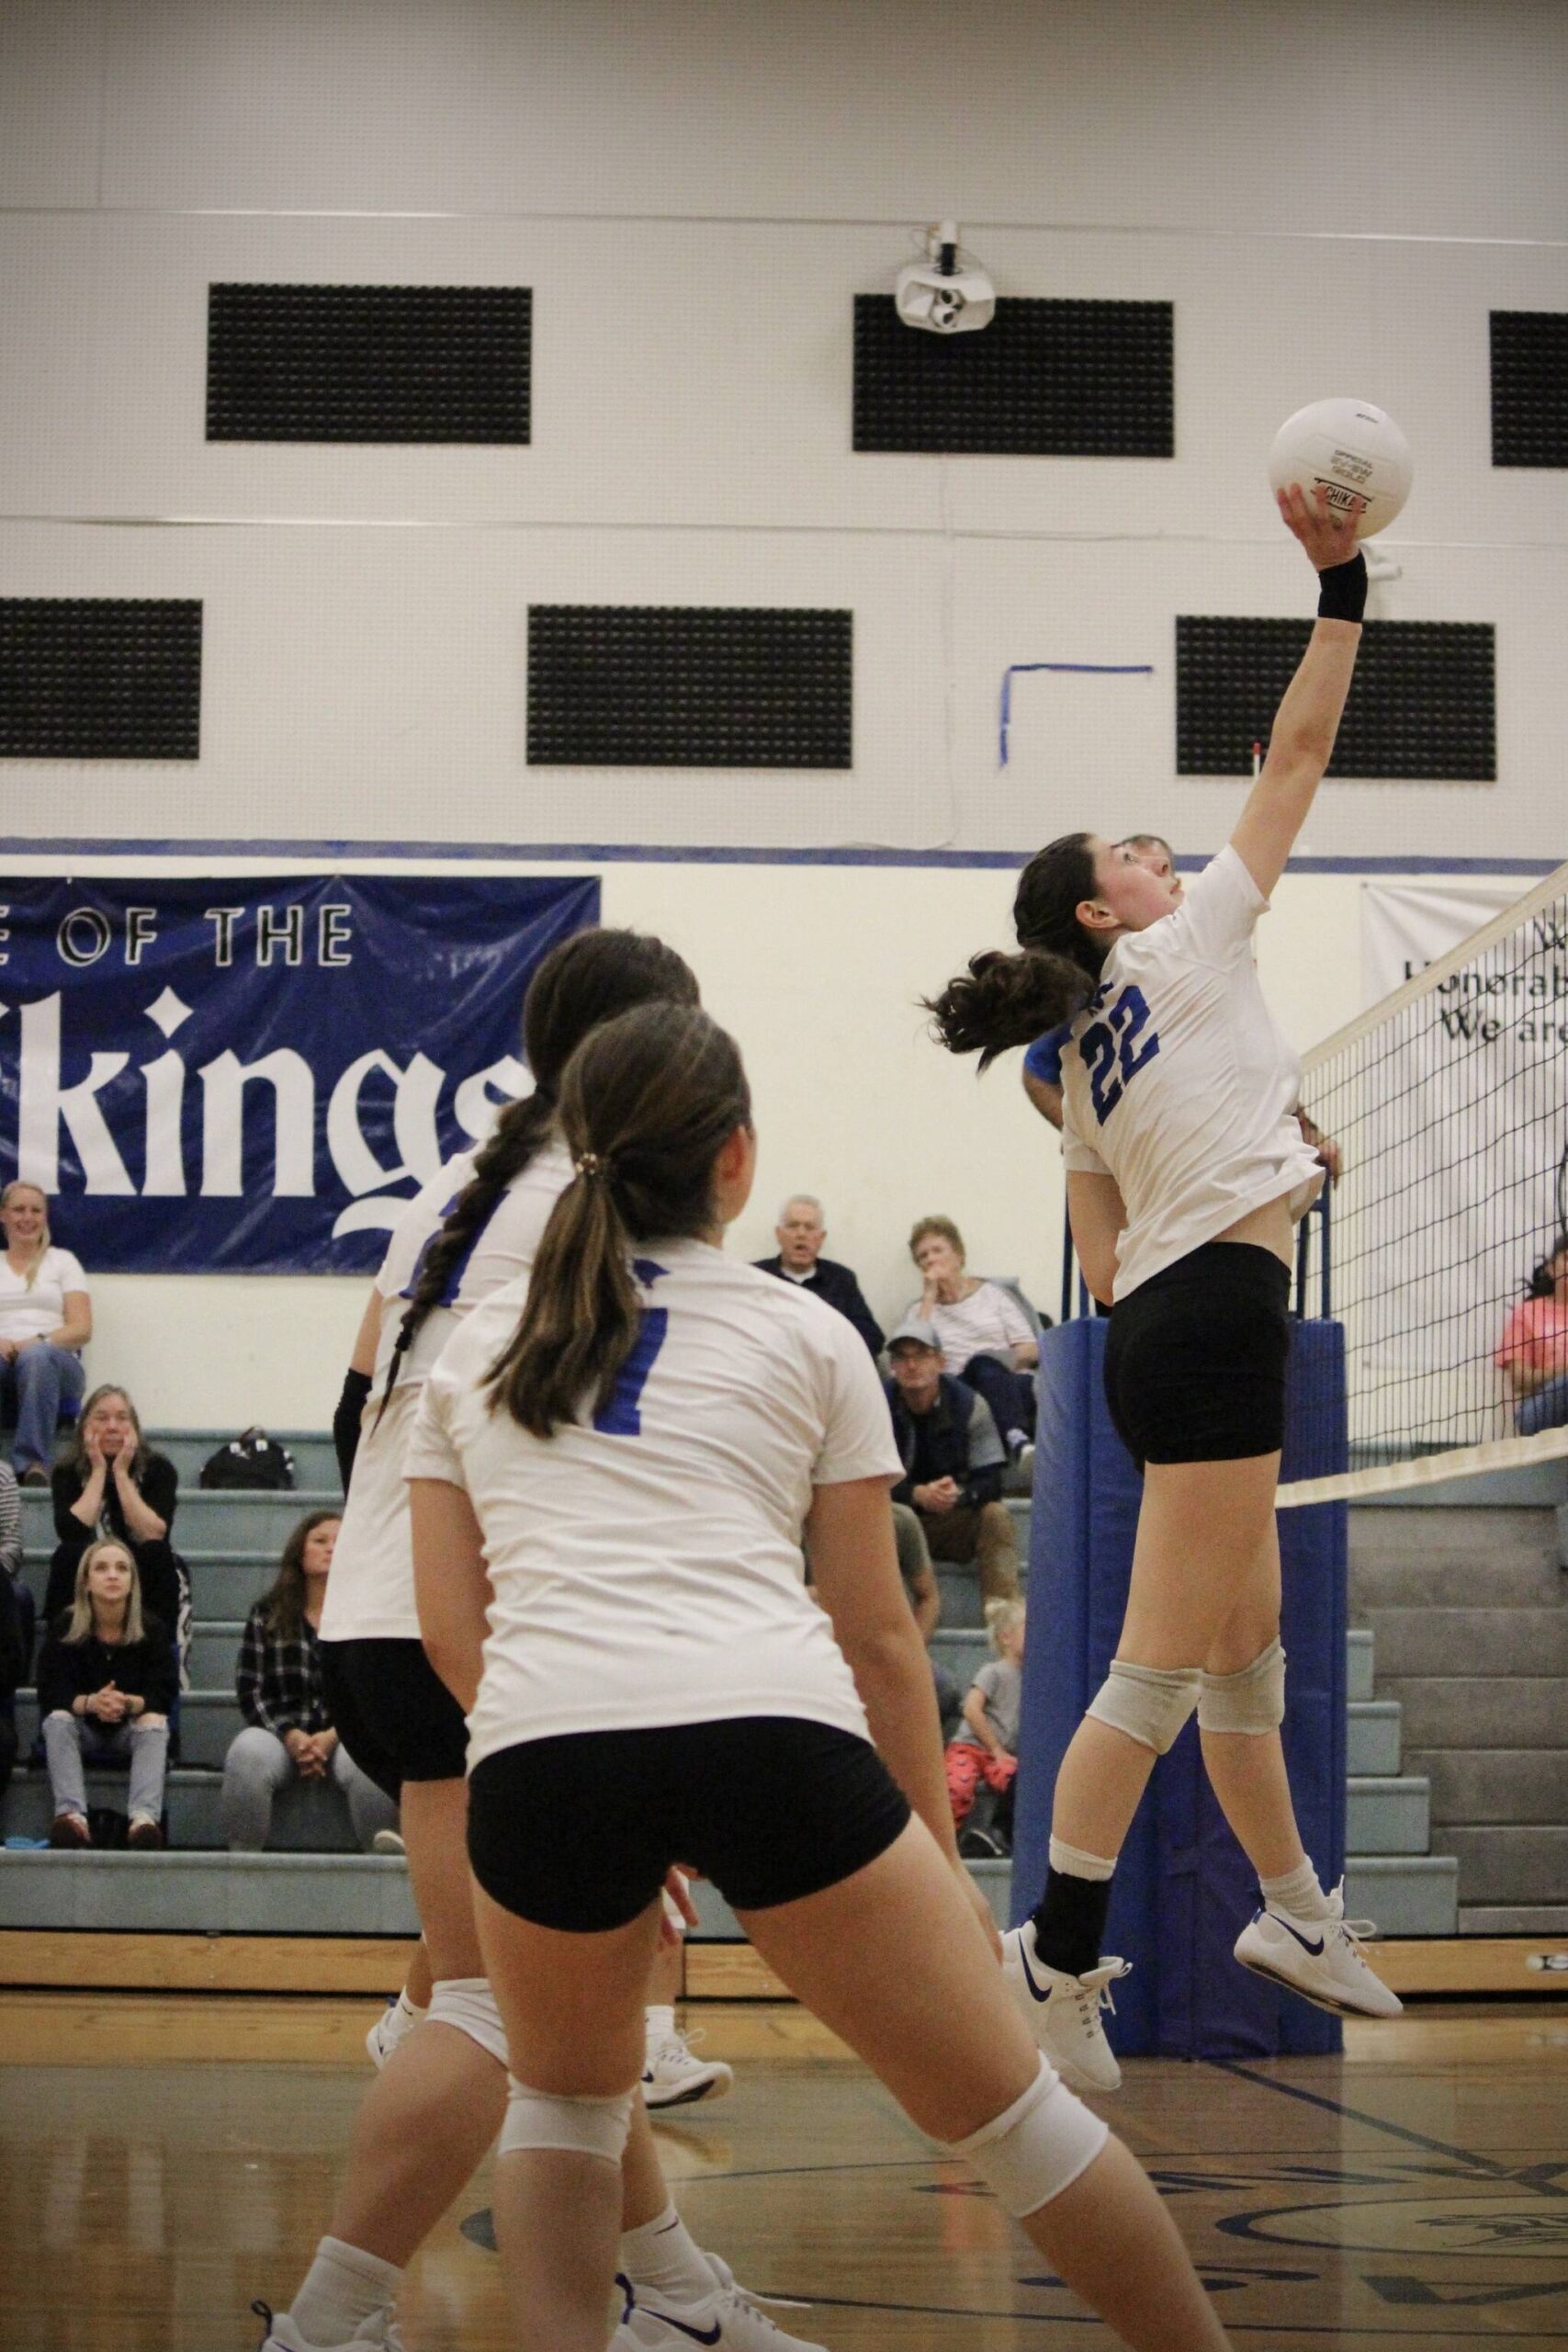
[378,928,699,1408]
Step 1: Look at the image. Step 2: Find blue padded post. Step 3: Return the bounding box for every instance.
[1012,1315,1348,2060]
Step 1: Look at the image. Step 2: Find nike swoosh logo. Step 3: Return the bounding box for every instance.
[1269,1912,1325,1957]
[1015,1939,1052,2006]
[642,2315,723,2346]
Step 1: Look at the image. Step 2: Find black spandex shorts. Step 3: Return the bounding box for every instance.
[468,1715,912,1934]
[1103,1240,1291,1471]
[318,1635,470,1801]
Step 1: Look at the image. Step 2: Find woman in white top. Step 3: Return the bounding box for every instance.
[0,1182,90,1482]
[258,933,804,2352]
[410,1001,1229,2352]
[904,1213,1039,1454]
[928,484,1402,2101]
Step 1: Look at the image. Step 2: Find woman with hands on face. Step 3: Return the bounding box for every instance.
[905,1216,1041,1463]
[44,1386,186,1668]
[37,1537,174,1848]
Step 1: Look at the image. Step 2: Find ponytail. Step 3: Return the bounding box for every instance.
[926,830,1108,1070]
[489,1003,750,1438]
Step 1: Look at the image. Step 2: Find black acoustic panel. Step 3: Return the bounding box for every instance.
[1177,616,1495,781]
[207,284,531,442]
[1492,311,1568,468]
[527,606,852,768]
[0,599,201,760]
[853,294,1173,455]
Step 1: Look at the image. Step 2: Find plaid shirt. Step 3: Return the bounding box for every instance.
[235,1602,331,1737]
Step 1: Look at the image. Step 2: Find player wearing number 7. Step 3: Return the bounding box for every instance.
[926,481,1402,2098]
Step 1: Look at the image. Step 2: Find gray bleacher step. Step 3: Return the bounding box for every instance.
[186,1621,246,1686]
[1460,1905,1568,1936]
[20,1487,344,1552]
[0,1849,419,1936]
[1380,1678,1566,1750]
[1342,1855,1459,1937]
[1352,1462,1568,1510]
[1348,1702,1401,1776]
[1347,1776,1430,1856]
[1360,1607,1568,1679]
[1439,1826,1568,1909]
[147,1430,340,1487]
[1409,1748,1568,1828]
[1347,1629,1373,1702]
[0,1767,367,1853]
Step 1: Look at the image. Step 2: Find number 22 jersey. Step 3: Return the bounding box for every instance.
[1059,845,1324,1301]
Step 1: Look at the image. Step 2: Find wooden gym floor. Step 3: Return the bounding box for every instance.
[1,1994,1566,2349]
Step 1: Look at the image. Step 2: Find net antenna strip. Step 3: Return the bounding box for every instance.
[998,662,1155,766]
[1276,854,1568,1510]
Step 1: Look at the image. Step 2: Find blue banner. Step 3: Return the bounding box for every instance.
[0,874,598,1273]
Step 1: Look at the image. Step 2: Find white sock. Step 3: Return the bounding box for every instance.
[1260,1858,1332,1922]
[619,2201,716,2306]
[1048,1836,1116,1882]
[289,2236,402,2346]
[644,2003,677,2045]
[392,1986,428,2027]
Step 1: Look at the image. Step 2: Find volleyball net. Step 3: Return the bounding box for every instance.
[1278,859,1568,1507]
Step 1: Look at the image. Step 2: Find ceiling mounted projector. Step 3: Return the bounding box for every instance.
[895,221,996,335]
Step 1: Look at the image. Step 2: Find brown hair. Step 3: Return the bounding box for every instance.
[925,831,1109,1070]
[909,1215,964,1263]
[259,1510,342,1641]
[377,928,700,1417]
[488,1003,750,1439]
[68,1385,150,1485]
[62,1538,144,1647]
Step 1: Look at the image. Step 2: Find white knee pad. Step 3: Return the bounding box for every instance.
[427,1975,510,2068]
[1087,1658,1200,1756]
[499,2075,634,2166]
[948,2056,1110,2219]
[1198,1639,1285,1736]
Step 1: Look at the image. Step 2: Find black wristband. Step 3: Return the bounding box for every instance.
[1316,550,1368,624]
[333,1367,373,1493]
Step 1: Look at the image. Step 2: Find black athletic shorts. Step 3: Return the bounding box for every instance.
[468,1715,911,1934]
[319,1635,470,1801]
[1103,1239,1292,1471]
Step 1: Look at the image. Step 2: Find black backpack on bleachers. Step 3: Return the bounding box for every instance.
[198,1428,298,1492]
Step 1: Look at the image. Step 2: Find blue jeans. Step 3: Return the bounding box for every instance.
[0,1344,85,1476]
[1516,1374,1568,1438]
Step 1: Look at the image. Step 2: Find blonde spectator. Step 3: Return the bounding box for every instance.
[0,1183,90,1483]
[37,1538,173,1849]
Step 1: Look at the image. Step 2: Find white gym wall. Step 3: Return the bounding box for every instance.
[1,0,1564,1422]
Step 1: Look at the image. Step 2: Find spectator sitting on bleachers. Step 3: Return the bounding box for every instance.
[903,1216,1040,1461]
[45,1386,187,1678]
[0,1542,25,1809]
[884,1317,1021,1605]
[221,1511,399,1854]
[1496,1234,1568,1436]
[37,1536,173,1849]
[945,1600,1026,1859]
[753,1193,885,1356]
[0,1182,90,1485]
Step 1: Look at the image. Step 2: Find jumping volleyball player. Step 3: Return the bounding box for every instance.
[930,483,1401,2097]
[254,933,814,2352]
[409,1001,1231,2352]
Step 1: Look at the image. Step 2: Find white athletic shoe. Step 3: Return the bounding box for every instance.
[1001,1922,1129,2093]
[1234,1883,1404,2019]
[370,1828,406,1857]
[365,1993,424,2070]
[641,2023,735,2109]
[252,2302,405,2351]
[617,2268,827,2350]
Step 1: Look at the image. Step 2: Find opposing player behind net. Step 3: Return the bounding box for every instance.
[410,1000,1231,2352]
[927,482,1401,2098]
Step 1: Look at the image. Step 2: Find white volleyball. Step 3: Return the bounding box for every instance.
[1267,398,1413,538]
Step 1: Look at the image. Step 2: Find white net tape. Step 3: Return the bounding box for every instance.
[1278,861,1568,1508]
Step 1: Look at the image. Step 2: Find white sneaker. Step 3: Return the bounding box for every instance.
[370,1828,406,1857]
[641,2023,735,2109]
[252,2302,405,2350]
[620,2268,827,2350]
[1001,1922,1129,2092]
[365,1992,425,2070]
[1234,1882,1404,2019]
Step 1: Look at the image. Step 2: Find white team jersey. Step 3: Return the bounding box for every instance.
[406,1241,904,1765]
[320,1133,573,1644]
[1059,845,1323,1301]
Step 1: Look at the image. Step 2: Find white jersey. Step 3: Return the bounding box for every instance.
[320,1133,573,1643]
[406,1242,904,1766]
[1059,846,1323,1301]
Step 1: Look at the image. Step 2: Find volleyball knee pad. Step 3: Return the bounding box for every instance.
[499,2075,634,2166]
[427,1975,509,2068]
[1198,1639,1286,1736]
[1087,1658,1200,1755]
[948,2056,1110,2219]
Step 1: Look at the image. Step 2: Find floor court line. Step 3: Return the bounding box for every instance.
[1213,2059,1568,2191]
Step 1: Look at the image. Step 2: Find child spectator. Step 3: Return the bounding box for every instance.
[945,1600,1026,1858]
[221,1511,399,1853]
[38,1537,174,1848]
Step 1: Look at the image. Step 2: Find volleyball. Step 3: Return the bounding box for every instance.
[1267,398,1413,537]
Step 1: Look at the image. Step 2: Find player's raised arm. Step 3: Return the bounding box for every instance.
[1229,483,1366,902]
